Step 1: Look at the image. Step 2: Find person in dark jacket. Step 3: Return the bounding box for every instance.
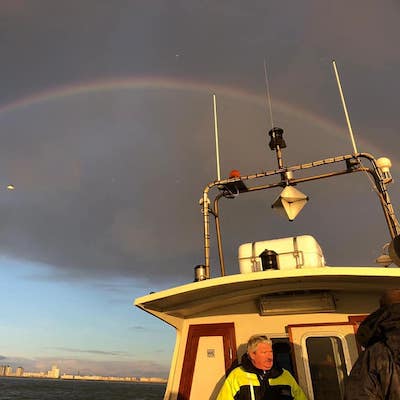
[344,289,400,399]
[216,334,307,400]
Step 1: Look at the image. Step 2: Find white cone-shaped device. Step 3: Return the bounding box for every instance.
[272,186,309,221]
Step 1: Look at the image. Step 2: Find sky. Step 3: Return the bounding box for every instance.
[1,0,400,378]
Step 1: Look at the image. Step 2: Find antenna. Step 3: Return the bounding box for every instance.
[264,58,274,130]
[212,94,221,181]
[332,60,359,154]
[332,60,399,238]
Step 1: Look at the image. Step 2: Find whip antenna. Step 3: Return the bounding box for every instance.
[264,58,274,130]
[332,60,390,220]
[212,94,221,181]
[332,60,359,154]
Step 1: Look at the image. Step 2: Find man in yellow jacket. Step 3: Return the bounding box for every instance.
[217,334,307,400]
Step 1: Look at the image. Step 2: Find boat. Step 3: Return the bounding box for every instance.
[134,83,400,399]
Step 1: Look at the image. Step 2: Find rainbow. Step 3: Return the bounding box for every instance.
[0,75,397,170]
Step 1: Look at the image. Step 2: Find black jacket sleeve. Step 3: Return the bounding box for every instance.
[344,343,392,400]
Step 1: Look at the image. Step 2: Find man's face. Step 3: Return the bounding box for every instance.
[249,342,274,371]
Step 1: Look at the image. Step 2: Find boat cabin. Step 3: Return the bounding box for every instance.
[135,127,400,400]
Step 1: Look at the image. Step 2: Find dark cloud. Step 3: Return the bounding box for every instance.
[51,348,129,357]
[129,326,146,331]
[0,0,399,287]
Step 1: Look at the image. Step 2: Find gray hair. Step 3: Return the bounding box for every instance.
[247,334,272,354]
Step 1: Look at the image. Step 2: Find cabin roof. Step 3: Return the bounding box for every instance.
[134,266,400,321]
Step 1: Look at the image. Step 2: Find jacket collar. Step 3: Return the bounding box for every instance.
[357,303,400,348]
[240,352,283,379]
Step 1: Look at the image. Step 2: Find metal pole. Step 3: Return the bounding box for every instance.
[332,60,359,154]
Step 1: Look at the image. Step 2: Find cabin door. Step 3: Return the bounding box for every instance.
[177,322,237,400]
[288,323,359,400]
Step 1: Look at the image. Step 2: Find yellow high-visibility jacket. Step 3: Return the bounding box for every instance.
[216,357,307,400]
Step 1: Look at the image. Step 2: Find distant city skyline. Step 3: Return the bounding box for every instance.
[0,363,166,383]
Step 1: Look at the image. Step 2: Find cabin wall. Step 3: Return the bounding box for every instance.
[167,290,381,399]
[190,336,226,396]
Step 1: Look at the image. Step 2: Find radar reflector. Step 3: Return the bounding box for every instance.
[272,186,308,221]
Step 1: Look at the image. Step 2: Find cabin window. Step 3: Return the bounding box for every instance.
[271,338,295,377]
[306,336,347,400]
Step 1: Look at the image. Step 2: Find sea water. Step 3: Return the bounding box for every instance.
[0,377,166,399]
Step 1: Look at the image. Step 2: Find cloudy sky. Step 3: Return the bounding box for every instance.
[1,1,400,378]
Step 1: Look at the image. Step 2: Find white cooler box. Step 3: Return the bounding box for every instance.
[238,235,325,273]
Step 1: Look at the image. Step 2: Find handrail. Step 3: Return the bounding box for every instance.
[200,153,400,277]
